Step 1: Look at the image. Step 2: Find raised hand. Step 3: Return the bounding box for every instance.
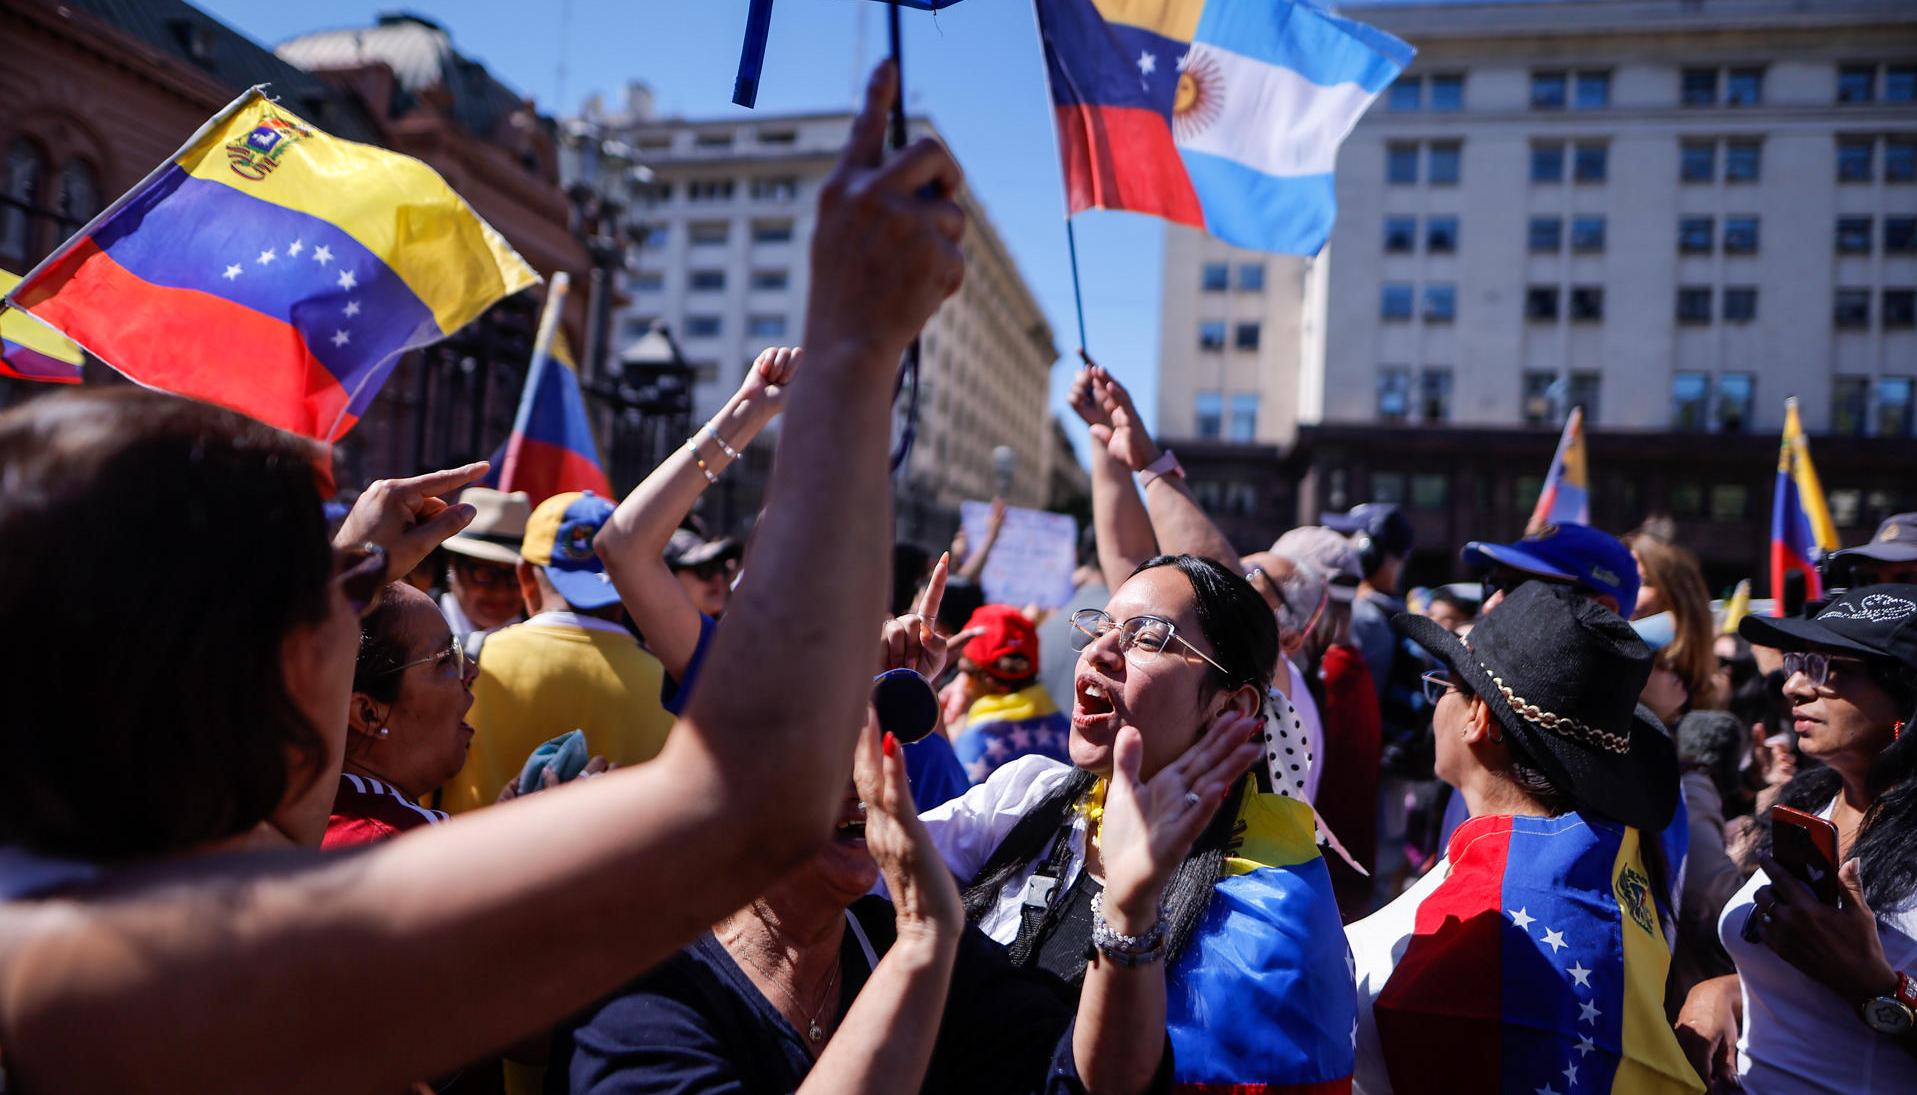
[738,345,802,423]
[1088,369,1162,474]
[1097,711,1262,932]
[333,462,489,579]
[1068,366,1112,432]
[853,718,963,936]
[880,553,981,680]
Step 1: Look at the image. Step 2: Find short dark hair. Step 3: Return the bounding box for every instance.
[354,583,415,706]
[0,389,332,863]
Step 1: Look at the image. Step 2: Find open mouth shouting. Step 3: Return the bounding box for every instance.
[1073,673,1121,737]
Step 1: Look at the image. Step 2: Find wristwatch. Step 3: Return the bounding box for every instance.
[1861,971,1917,1036]
[1138,449,1185,488]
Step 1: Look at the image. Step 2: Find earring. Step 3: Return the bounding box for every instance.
[377,727,390,738]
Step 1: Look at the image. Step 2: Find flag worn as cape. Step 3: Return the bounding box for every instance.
[3,87,536,442]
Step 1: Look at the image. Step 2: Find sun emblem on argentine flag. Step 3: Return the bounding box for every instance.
[1172,46,1225,143]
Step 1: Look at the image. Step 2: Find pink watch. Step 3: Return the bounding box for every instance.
[1138,449,1184,488]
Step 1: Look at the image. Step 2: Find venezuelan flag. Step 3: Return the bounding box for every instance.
[953,686,1073,784]
[0,270,82,384]
[1528,407,1591,532]
[1036,0,1411,255]
[1770,397,1838,614]
[1166,788,1356,1093]
[3,88,536,442]
[1366,814,1701,1095]
[497,329,610,506]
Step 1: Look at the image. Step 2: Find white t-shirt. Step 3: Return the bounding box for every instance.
[1718,797,1917,1094]
[1285,656,1324,804]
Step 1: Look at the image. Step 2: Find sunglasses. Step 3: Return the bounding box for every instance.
[1781,650,1869,690]
[335,542,388,618]
[1420,669,1462,706]
[1070,608,1234,679]
[452,557,516,589]
[377,631,466,679]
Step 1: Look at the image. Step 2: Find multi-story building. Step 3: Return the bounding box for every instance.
[572,90,1071,533]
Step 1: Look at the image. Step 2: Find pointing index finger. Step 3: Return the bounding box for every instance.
[840,60,896,173]
[916,551,950,623]
[395,462,489,500]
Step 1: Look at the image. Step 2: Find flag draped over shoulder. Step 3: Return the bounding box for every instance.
[0,269,82,384]
[1166,788,1356,1092]
[1035,0,1412,255]
[3,87,536,442]
[1528,407,1591,532]
[497,332,610,506]
[1771,398,1838,614]
[1370,813,1701,1095]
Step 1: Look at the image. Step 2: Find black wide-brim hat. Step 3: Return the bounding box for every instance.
[1394,581,1680,832]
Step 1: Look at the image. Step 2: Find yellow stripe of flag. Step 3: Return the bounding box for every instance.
[1782,398,1839,553]
[0,269,84,365]
[1609,827,1706,1093]
[1092,0,1204,41]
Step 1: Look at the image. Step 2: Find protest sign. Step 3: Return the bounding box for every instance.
[959,501,1078,609]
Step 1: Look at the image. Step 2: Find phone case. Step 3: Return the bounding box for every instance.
[1770,804,1841,904]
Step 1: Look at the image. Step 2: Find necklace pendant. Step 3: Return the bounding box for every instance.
[807,1020,824,1042]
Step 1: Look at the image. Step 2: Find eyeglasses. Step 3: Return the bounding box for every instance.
[1421,669,1461,706]
[1781,650,1868,690]
[377,632,466,678]
[1070,609,1234,679]
[452,557,516,589]
[335,542,388,618]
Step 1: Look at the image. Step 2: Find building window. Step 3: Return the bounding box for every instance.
[1383,216,1417,253]
[687,178,736,202]
[642,224,671,249]
[751,219,794,243]
[1723,216,1760,255]
[1833,376,1871,436]
[1526,286,1560,321]
[1529,216,1563,253]
[1682,68,1717,106]
[1887,217,1917,253]
[1673,372,1710,429]
[1569,372,1601,421]
[1372,472,1408,505]
[1710,484,1750,521]
[1378,366,1412,421]
[1234,322,1261,350]
[750,269,789,290]
[0,138,45,265]
[1381,283,1415,320]
[631,270,664,292]
[1236,263,1265,291]
[1889,138,1916,182]
[53,159,98,230]
[1531,71,1568,110]
[1680,141,1716,183]
[1522,370,1559,425]
[1418,368,1454,422]
[1573,143,1608,183]
[1840,64,1876,103]
[1838,216,1875,254]
[1890,64,1917,102]
[1195,392,1223,439]
[1429,74,1464,111]
[1569,286,1604,321]
[1423,284,1457,323]
[1411,473,1449,508]
[693,131,734,148]
[1879,377,1916,437]
[1228,393,1259,442]
[1726,68,1764,106]
[746,314,788,338]
[1886,289,1917,328]
[1530,143,1564,183]
[1670,482,1705,518]
[1198,321,1226,351]
[1725,140,1761,182]
[1838,139,1874,182]
[1428,142,1462,185]
[690,221,730,245]
[688,269,726,291]
[1202,262,1229,291]
[1679,216,1714,254]
[1387,143,1419,184]
[1677,287,1713,324]
[1570,216,1605,253]
[685,314,723,338]
[1575,71,1611,110]
[1835,288,1872,328]
[749,176,799,201]
[1716,373,1754,432]
[1724,287,1758,322]
[757,128,797,145]
[1426,216,1459,253]
[1387,77,1421,112]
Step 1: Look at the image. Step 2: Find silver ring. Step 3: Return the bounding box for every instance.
[1183,791,1202,809]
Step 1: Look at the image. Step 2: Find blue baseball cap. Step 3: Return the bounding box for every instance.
[521,491,620,611]
[1462,522,1639,612]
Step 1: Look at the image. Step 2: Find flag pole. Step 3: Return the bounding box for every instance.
[1027,0,1092,361]
[887,0,922,473]
[500,272,570,491]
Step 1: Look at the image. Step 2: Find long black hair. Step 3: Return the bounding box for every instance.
[1765,660,1917,910]
[959,554,1277,975]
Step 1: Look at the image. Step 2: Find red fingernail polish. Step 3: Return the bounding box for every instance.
[882,732,899,757]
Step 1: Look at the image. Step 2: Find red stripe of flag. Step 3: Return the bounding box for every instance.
[1054,104,1203,226]
[501,435,611,502]
[0,341,82,384]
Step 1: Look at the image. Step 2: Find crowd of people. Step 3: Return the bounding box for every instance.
[1,60,1915,1094]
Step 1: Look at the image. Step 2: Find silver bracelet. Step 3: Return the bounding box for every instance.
[702,423,742,462]
[1089,891,1167,967]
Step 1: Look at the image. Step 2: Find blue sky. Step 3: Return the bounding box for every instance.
[196,0,1181,462]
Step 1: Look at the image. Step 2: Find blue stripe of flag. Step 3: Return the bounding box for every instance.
[1178,150,1337,254]
[1194,0,1414,92]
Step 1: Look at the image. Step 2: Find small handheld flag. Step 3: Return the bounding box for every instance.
[0,269,82,384]
[1528,406,1591,533]
[1770,398,1838,615]
[497,273,611,506]
[3,87,537,443]
[1719,578,1752,635]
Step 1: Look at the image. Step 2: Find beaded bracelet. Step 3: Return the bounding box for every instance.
[1088,891,1167,967]
[685,441,719,485]
[702,423,743,462]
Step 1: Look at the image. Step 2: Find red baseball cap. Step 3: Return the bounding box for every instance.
[961,604,1039,682]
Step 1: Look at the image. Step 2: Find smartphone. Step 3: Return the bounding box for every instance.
[1770,804,1841,905]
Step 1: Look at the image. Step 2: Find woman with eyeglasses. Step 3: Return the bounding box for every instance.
[325,584,480,848]
[1676,584,1917,1093]
[904,554,1358,1091]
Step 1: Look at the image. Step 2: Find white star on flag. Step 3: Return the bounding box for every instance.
[312,244,333,266]
[331,329,351,348]
[1541,927,1567,952]
[1563,1062,1580,1085]
[1510,907,1536,930]
[344,300,361,318]
[1578,999,1601,1025]
[1567,961,1592,988]
[222,263,243,281]
[337,270,357,290]
[1176,50,1191,72]
[1535,1086,1560,1095]
[1574,1034,1595,1057]
[1137,50,1157,76]
[287,239,304,257]
[256,248,276,265]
